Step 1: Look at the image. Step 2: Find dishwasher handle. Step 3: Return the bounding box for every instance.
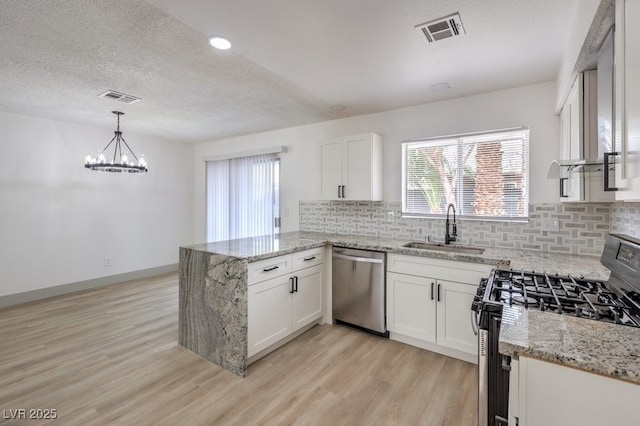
[332,253,384,264]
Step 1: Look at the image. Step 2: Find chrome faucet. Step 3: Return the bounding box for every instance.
[445,203,457,245]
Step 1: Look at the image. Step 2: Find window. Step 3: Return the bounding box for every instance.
[402,127,529,221]
[206,153,280,242]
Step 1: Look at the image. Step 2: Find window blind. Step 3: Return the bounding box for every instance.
[206,153,279,242]
[402,127,529,221]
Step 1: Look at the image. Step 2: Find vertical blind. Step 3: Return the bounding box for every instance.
[402,127,529,220]
[206,153,279,242]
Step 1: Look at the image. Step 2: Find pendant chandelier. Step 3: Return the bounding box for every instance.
[84,111,148,173]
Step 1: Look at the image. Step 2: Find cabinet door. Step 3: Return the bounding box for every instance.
[615,0,640,200]
[342,133,372,200]
[387,272,436,343]
[247,275,292,357]
[436,280,477,355]
[518,357,640,426]
[319,137,343,200]
[291,265,324,332]
[560,77,585,202]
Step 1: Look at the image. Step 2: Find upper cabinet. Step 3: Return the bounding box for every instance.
[557,71,614,202]
[558,73,588,201]
[614,0,640,200]
[319,132,383,201]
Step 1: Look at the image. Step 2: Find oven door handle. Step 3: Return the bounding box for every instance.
[471,310,480,336]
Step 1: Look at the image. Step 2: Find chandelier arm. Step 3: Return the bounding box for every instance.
[101,133,118,154]
[113,136,121,164]
[119,136,140,162]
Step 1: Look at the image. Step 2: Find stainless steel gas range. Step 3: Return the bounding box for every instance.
[471,233,640,426]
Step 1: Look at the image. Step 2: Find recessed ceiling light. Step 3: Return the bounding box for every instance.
[208,36,231,50]
[431,82,451,92]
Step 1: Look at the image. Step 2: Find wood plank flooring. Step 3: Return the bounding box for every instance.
[0,273,477,425]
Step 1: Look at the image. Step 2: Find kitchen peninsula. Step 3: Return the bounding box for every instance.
[179,232,327,377]
[179,231,612,377]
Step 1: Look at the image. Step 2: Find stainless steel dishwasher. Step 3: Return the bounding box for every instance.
[332,247,388,337]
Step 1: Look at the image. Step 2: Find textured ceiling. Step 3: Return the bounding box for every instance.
[0,0,579,143]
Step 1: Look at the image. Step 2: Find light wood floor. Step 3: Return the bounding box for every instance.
[0,273,477,425]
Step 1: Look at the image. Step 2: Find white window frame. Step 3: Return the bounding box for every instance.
[401,127,530,222]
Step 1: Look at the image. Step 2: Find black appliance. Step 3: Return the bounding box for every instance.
[471,233,640,426]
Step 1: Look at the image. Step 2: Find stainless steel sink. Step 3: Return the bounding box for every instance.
[402,241,485,255]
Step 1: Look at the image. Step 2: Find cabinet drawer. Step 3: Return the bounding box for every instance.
[291,247,325,269]
[387,253,494,285]
[248,254,292,285]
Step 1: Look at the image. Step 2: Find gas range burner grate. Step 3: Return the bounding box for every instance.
[489,270,640,327]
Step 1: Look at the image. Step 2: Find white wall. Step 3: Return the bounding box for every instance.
[194,81,559,241]
[0,111,194,297]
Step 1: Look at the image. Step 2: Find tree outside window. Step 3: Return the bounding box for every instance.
[402,128,529,221]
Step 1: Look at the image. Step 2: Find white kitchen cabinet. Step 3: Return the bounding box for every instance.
[247,248,325,358]
[436,279,478,354]
[291,264,323,332]
[559,75,584,201]
[248,274,293,356]
[319,132,383,201]
[614,0,640,200]
[386,254,494,363]
[558,71,611,202]
[511,356,640,425]
[387,272,437,343]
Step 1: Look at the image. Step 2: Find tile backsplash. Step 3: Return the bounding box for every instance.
[299,201,613,256]
[610,202,640,237]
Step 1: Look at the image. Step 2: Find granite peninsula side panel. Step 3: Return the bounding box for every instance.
[179,247,248,377]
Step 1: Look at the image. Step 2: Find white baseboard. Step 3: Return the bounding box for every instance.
[0,264,178,309]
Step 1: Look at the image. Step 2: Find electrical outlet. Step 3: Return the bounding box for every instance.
[104,257,112,267]
[387,211,395,223]
[541,217,560,232]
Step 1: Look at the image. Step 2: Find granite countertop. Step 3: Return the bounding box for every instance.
[499,305,640,384]
[182,231,610,279]
[183,231,630,380]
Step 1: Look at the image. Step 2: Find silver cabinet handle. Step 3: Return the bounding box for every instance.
[471,310,479,336]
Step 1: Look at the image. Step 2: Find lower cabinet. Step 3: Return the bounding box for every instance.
[510,356,640,425]
[291,264,324,331]
[247,249,324,358]
[387,272,436,343]
[247,274,293,356]
[387,253,494,362]
[436,279,478,354]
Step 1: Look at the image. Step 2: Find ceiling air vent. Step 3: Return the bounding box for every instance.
[415,12,465,44]
[98,90,141,105]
